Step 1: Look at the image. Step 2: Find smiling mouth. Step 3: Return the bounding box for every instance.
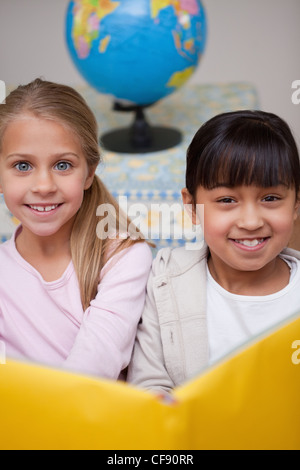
[26,204,62,213]
[233,238,269,247]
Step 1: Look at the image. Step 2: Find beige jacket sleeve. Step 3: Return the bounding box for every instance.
[127,246,210,393]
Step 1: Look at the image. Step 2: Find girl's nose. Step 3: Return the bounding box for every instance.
[236,204,264,231]
[31,170,57,195]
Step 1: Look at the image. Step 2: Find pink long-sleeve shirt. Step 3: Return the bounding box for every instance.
[0,228,153,379]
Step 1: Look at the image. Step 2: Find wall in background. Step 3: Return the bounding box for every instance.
[194,0,300,146]
[0,0,299,145]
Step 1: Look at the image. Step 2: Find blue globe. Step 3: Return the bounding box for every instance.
[65,0,207,106]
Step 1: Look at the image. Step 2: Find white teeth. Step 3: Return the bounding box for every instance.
[29,205,58,212]
[235,239,264,247]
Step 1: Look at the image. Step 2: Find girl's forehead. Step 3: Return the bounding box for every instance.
[1,115,83,155]
[5,112,45,126]
[7,113,65,127]
[3,113,80,141]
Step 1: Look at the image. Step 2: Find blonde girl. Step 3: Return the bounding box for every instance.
[0,78,152,378]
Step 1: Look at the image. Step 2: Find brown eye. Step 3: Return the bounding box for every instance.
[218,197,235,204]
[263,195,280,202]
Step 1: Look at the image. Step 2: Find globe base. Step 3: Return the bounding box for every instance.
[101,104,182,154]
[101,126,182,154]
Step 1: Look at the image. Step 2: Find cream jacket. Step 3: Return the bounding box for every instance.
[127,244,300,393]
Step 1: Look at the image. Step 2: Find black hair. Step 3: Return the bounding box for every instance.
[186,110,300,199]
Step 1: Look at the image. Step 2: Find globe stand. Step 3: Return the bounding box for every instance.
[101,102,182,154]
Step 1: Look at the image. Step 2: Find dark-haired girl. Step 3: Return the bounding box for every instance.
[128,110,300,393]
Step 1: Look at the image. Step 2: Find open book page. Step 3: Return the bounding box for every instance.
[0,311,299,450]
[173,310,300,450]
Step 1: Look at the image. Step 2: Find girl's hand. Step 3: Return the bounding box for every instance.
[155,392,178,405]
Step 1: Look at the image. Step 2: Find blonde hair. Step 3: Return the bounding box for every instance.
[0,78,145,310]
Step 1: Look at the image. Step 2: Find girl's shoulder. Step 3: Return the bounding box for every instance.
[152,242,209,278]
[100,240,153,280]
[0,237,14,259]
[0,236,21,278]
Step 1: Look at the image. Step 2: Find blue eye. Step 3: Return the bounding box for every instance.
[55,161,71,171]
[15,162,32,172]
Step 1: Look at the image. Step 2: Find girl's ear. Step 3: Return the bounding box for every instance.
[295,205,300,222]
[84,165,97,190]
[294,193,300,220]
[181,188,199,225]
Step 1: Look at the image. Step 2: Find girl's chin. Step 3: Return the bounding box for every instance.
[20,222,71,239]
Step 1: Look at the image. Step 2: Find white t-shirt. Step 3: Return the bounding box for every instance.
[206,254,300,365]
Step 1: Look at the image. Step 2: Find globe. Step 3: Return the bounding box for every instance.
[65,0,207,153]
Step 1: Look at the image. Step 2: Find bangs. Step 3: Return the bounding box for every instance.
[195,120,298,190]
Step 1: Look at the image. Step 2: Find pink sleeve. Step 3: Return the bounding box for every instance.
[63,242,153,379]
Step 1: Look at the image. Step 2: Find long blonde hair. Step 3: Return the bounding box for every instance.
[0,78,145,310]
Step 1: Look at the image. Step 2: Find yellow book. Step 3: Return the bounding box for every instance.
[0,312,299,450]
